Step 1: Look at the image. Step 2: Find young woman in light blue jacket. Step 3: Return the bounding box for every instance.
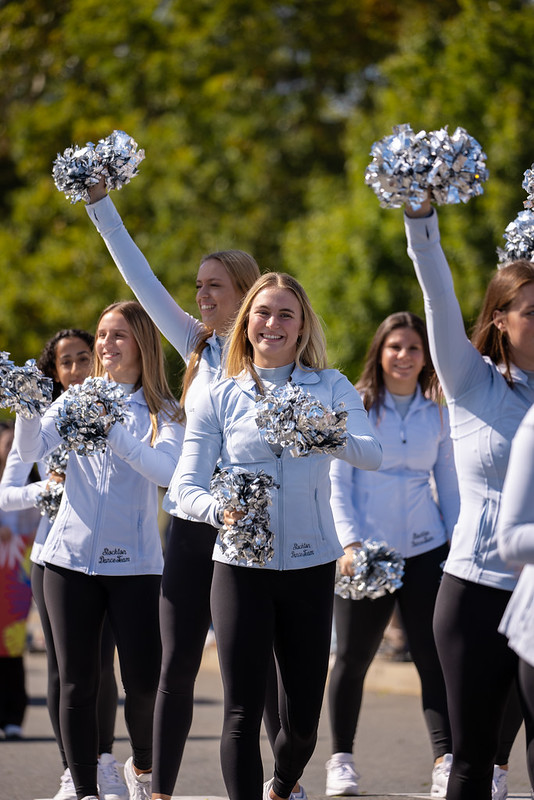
[326,311,458,798]
[498,402,534,793]
[404,197,534,800]
[173,271,382,800]
[14,301,183,800]
[0,328,126,800]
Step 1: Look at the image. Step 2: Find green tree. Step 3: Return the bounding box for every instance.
[283,0,534,381]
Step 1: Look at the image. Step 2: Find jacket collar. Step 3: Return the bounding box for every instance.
[234,364,322,395]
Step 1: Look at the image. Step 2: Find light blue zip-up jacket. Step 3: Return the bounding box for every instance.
[86,194,222,520]
[406,210,534,591]
[497,404,534,666]
[171,366,382,571]
[0,447,50,564]
[330,386,459,557]
[14,387,183,576]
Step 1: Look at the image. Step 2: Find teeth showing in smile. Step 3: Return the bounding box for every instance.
[262,334,282,340]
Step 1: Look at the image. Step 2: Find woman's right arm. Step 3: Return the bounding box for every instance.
[404,202,489,400]
[85,187,203,361]
[14,406,63,464]
[0,446,46,511]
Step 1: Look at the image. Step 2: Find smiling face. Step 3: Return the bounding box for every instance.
[247,286,303,368]
[196,258,243,335]
[53,336,92,391]
[493,281,534,371]
[380,326,425,395]
[95,310,142,384]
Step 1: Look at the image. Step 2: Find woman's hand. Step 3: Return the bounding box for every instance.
[0,525,13,544]
[405,193,432,218]
[48,471,65,485]
[338,543,361,576]
[223,508,245,527]
[87,177,107,204]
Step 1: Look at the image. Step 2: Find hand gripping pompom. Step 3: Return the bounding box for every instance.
[0,352,53,419]
[55,377,126,455]
[335,539,405,601]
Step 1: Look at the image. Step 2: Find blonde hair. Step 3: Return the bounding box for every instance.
[180,250,261,406]
[94,301,183,444]
[225,272,328,392]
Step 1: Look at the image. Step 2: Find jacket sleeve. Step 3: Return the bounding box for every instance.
[172,390,223,529]
[330,374,382,471]
[329,458,361,548]
[0,447,47,511]
[431,406,460,539]
[497,405,534,565]
[14,404,64,463]
[404,210,490,402]
[85,195,203,361]
[107,416,185,487]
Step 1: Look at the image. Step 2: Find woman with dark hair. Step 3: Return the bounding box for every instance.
[14,301,183,800]
[403,196,534,800]
[326,311,458,798]
[172,271,382,800]
[0,328,126,800]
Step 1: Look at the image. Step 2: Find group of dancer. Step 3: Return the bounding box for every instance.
[1,157,534,800]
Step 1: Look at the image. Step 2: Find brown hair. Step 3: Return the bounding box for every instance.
[225,272,328,393]
[180,250,261,406]
[94,301,183,443]
[471,259,534,382]
[357,311,437,414]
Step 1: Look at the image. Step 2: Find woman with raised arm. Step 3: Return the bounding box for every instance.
[84,184,304,800]
[173,271,382,800]
[0,329,127,800]
[326,311,457,798]
[403,196,532,800]
[14,301,183,800]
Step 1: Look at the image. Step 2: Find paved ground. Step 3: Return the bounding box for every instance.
[1,646,532,800]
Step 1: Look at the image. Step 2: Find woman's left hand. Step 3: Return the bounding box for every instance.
[223,508,245,527]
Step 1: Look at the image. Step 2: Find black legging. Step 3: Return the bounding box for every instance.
[153,517,287,796]
[329,543,451,760]
[152,517,218,795]
[31,562,118,765]
[44,564,162,800]
[211,559,336,800]
[433,573,522,800]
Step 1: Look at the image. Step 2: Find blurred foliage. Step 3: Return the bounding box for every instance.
[1,0,533,388]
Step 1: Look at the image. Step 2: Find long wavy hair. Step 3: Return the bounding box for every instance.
[225,272,328,393]
[471,259,534,383]
[357,311,438,415]
[94,301,183,443]
[180,250,261,406]
[37,328,94,400]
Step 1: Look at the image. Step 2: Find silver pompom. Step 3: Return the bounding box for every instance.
[53,130,145,203]
[497,209,534,266]
[335,540,405,600]
[210,466,278,566]
[365,124,488,209]
[55,377,126,455]
[255,383,347,457]
[36,481,64,522]
[45,444,70,477]
[522,166,534,210]
[0,353,53,419]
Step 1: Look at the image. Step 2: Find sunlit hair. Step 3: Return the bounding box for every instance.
[225,272,328,392]
[180,250,261,406]
[357,312,438,415]
[37,329,94,400]
[471,259,534,383]
[94,301,183,443]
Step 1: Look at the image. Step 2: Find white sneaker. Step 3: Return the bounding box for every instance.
[4,723,23,740]
[492,765,508,800]
[325,753,360,796]
[263,778,275,800]
[123,756,152,800]
[431,753,453,798]
[98,753,129,800]
[290,783,307,800]
[53,768,77,800]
